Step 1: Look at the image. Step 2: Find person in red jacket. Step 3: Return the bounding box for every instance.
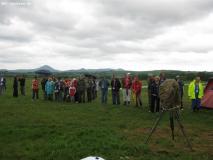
[32,76,39,100]
[132,75,142,107]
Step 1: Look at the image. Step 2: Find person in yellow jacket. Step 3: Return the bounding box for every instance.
[188,77,204,111]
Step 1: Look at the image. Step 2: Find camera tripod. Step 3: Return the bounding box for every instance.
[145,106,192,151]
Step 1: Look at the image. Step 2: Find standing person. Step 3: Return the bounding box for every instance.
[3,77,6,92]
[45,77,54,101]
[159,72,166,84]
[72,78,78,103]
[132,75,142,107]
[150,76,160,112]
[54,78,60,101]
[111,74,121,105]
[69,81,76,103]
[122,73,132,106]
[19,75,26,96]
[86,77,93,102]
[188,76,204,112]
[147,74,154,111]
[41,77,48,100]
[78,76,86,103]
[175,75,184,109]
[63,79,71,102]
[92,77,97,100]
[32,76,39,100]
[95,79,99,99]
[99,77,109,104]
[13,76,18,97]
[0,76,4,95]
[58,78,65,102]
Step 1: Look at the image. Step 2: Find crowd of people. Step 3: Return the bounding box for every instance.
[0,72,205,112]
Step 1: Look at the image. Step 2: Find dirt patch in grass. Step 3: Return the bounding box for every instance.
[123,127,213,155]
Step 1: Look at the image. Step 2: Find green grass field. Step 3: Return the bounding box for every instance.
[0,78,212,160]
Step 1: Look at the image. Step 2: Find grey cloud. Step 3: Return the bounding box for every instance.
[0,0,213,70]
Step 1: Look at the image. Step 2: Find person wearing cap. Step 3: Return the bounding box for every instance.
[150,76,160,112]
[122,73,132,105]
[175,75,184,109]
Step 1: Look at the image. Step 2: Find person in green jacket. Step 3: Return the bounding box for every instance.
[188,76,204,112]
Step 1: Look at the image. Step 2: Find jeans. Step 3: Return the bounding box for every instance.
[101,88,108,104]
[112,90,120,105]
[192,98,201,111]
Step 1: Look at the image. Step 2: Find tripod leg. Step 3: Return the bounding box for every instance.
[175,111,193,151]
[145,111,164,144]
[170,111,175,140]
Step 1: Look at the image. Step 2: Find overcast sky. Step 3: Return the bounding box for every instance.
[0,0,213,71]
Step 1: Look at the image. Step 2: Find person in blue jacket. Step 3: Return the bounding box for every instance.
[99,77,109,104]
[45,77,54,101]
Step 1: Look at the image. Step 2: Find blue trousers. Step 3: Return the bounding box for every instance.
[101,89,108,104]
[191,98,201,111]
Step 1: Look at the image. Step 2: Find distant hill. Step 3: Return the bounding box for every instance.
[35,65,59,72]
[1,66,213,81]
[65,68,125,73]
[0,65,59,73]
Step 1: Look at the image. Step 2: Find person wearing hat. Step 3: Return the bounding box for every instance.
[175,75,184,109]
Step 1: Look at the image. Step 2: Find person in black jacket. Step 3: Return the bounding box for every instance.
[175,75,184,109]
[41,77,48,100]
[19,75,26,96]
[150,76,160,112]
[111,75,121,105]
[13,76,18,97]
[147,74,155,111]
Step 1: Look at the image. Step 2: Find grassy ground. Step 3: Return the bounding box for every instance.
[0,78,212,160]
